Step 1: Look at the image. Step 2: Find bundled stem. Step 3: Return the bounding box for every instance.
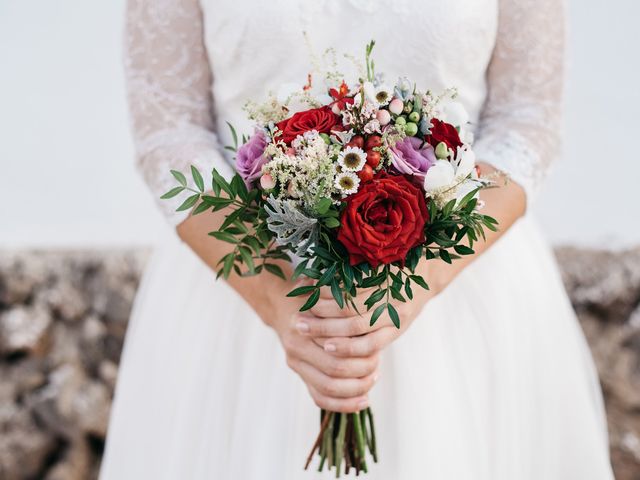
[305,408,378,477]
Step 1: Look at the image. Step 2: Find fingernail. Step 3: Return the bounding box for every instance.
[324,343,336,352]
[295,322,309,334]
[357,399,369,410]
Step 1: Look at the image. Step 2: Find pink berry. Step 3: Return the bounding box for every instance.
[260,173,275,190]
[389,98,404,115]
[376,109,391,126]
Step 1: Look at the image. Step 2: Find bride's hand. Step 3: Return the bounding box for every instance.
[260,281,379,413]
[298,271,441,358]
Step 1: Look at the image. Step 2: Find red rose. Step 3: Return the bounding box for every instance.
[337,174,428,267]
[425,118,463,151]
[276,106,340,145]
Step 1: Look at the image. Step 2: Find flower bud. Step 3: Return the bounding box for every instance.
[435,142,449,159]
[389,98,404,115]
[260,173,276,190]
[376,109,391,126]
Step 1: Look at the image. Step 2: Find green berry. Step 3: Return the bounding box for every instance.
[408,111,420,123]
[404,122,418,136]
[395,116,407,126]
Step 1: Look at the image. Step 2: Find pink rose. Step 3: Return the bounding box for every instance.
[236,129,269,185]
[390,137,436,179]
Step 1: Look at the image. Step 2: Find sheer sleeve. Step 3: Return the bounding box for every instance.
[473,0,566,204]
[124,0,234,225]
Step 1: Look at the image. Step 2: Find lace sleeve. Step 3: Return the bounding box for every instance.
[473,0,566,203]
[124,0,233,225]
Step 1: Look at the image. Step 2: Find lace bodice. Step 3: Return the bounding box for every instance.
[125,0,565,224]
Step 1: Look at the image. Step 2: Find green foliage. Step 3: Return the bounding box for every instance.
[160,164,499,329]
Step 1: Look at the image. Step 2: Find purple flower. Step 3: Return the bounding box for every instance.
[390,137,436,178]
[236,129,269,185]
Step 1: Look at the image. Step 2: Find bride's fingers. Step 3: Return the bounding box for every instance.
[321,327,399,358]
[288,358,378,399]
[291,339,379,378]
[296,313,387,338]
[307,385,370,413]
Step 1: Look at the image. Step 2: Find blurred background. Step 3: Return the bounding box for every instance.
[0,0,639,479]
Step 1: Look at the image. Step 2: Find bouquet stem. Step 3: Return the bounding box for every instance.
[305,408,377,477]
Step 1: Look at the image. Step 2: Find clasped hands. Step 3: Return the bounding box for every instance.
[278,284,430,413]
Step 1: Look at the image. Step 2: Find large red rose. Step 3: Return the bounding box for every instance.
[276,106,340,145]
[337,174,428,267]
[425,118,463,151]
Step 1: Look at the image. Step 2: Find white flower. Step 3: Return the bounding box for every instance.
[363,81,393,106]
[330,129,355,145]
[364,119,381,134]
[453,145,476,178]
[335,171,360,195]
[459,128,474,145]
[442,101,469,127]
[423,145,480,207]
[338,146,367,172]
[424,160,455,192]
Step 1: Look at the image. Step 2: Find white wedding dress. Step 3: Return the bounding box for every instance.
[100,0,615,478]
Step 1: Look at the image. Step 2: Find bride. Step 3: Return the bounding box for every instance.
[101,0,615,478]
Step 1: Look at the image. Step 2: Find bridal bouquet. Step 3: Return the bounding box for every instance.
[162,41,497,476]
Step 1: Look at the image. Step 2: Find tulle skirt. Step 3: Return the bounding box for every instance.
[100,216,614,479]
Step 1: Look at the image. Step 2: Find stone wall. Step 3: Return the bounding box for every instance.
[0,248,638,479]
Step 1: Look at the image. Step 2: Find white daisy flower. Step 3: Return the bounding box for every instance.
[334,171,361,196]
[364,81,393,106]
[337,146,367,172]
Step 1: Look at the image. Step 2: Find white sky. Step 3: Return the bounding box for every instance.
[0,0,638,248]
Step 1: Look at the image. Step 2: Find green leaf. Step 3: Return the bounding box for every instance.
[287,285,317,297]
[212,169,233,196]
[369,303,386,326]
[390,287,406,303]
[409,275,429,290]
[364,289,386,309]
[264,263,286,280]
[439,249,452,264]
[387,303,400,329]
[238,246,255,273]
[442,198,456,217]
[227,121,238,148]
[222,253,234,279]
[317,263,337,287]
[176,193,199,211]
[242,236,262,255]
[323,217,341,229]
[292,259,310,280]
[160,186,184,199]
[231,174,249,202]
[330,279,344,309]
[208,231,239,244]
[191,165,205,192]
[458,187,480,208]
[316,197,332,215]
[299,289,321,312]
[219,208,243,231]
[404,279,413,300]
[171,170,187,187]
[425,248,436,260]
[454,244,475,255]
[302,268,322,280]
[361,274,386,288]
[192,201,211,215]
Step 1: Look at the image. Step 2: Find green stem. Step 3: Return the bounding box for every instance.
[334,413,347,477]
[352,412,368,473]
[367,408,378,462]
